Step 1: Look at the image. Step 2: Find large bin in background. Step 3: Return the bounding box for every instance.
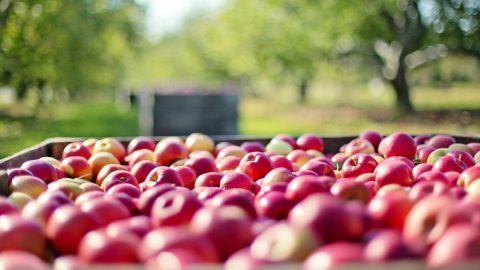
[136,86,239,136]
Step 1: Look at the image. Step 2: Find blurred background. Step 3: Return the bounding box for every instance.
[0,0,479,158]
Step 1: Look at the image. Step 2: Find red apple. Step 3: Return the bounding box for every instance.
[101,170,139,191]
[6,168,33,186]
[382,156,415,169]
[266,140,294,156]
[409,181,449,202]
[194,172,223,188]
[196,187,225,202]
[345,138,375,156]
[427,148,450,164]
[414,134,430,146]
[106,215,153,239]
[151,189,202,227]
[130,160,157,184]
[374,160,414,188]
[80,196,130,227]
[270,155,294,171]
[417,145,435,163]
[367,190,414,230]
[380,132,416,160]
[88,152,120,177]
[433,155,467,173]
[209,189,256,218]
[237,152,273,181]
[415,170,449,185]
[216,145,247,161]
[127,136,156,154]
[255,191,294,220]
[457,165,480,189]
[412,163,433,179]
[448,171,464,187]
[261,167,295,188]
[217,155,241,172]
[359,130,383,151]
[448,150,475,168]
[449,143,475,156]
[46,204,101,254]
[62,142,91,160]
[287,149,312,167]
[47,179,85,201]
[190,205,254,261]
[296,134,324,152]
[60,156,93,181]
[467,142,480,154]
[330,153,350,168]
[78,229,138,263]
[330,180,371,204]
[285,175,332,203]
[341,153,378,178]
[0,215,46,258]
[107,183,141,198]
[126,149,154,168]
[240,141,266,153]
[273,134,298,149]
[142,166,183,191]
[300,160,335,178]
[95,163,128,186]
[9,175,47,199]
[53,255,85,270]
[427,134,456,149]
[0,251,47,270]
[220,172,254,191]
[154,139,188,166]
[0,196,19,216]
[137,184,176,216]
[304,242,364,270]
[225,248,275,270]
[364,229,417,262]
[82,138,98,153]
[185,157,219,176]
[20,159,58,183]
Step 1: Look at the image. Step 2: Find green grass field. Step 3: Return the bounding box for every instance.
[0,84,479,159]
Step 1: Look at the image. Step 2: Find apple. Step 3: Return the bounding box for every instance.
[417,145,435,163]
[101,170,139,191]
[9,175,47,199]
[154,139,188,166]
[380,132,416,160]
[270,155,294,171]
[415,170,449,185]
[287,149,312,167]
[106,215,153,239]
[240,141,266,153]
[344,138,375,156]
[197,187,225,202]
[8,192,33,211]
[216,145,247,161]
[80,196,130,227]
[449,143,475,156]
[82,138,98,152]
[285,175,332,203]
[209,189,256,218]
[256,182,288,201]
[376,184,407,197]
[95,163,128,186]
[467,142,480,154]
[142,166,183,191]
[304,242,364,270]
[88,152,120,177]
[475,151,480,164]
[0,196,18,215]
[409,181,449,202]
[20,159,58,183]
[467,180,480,196]
[106,183,141,198]
[220,172,254,191]
[225,248,274,270]
[359,130,383,151]
[448,150,475,168]
[53,255,85,270]
[193,172,222,188]
[330,180,371,204]
[296,134,324,152]
[130,160,157,184]
[60,156,93,181]
[92,137,127,163]
[214,141,233,156]
[217,155,241,172]
[382,156,415,169]
[21,192,71,229]
[330,153,350,168]
[62,141,91,160]
[127,136,156,154]
[255,191,294,220]
[432,155,467,173]
[375,160,414,188]
[427,134,456,149]
[190,205,254,261]
[6,168,33,186]
[46,204,101,254]
[47,179,86,200]
[151,189,202,227]
[261,167,295,188]
[237,152,273,181]
[341,153,378,178]
[266,140,293,156]
[426,148,450,165]
[412,163,433,179]
[300,160,335,178]
[427,223,480,268]
[414,134,430,146]
[185,157,219,176]
[289,194,363,243]
[355,172,376,183]
[137,184,176,216]
[367,190,414,230]
[78,229,138,263]
[364,229,417,262]
[125,149,154,168]
[273,134,298,149]
[0,251,47,270]
[39,157,62,168]
[0,215,46,258]
[457,165,480,189]
[185,133,214,153]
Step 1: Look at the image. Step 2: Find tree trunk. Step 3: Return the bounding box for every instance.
[390,61,414,113]
[298,78,309,104]
[16,80,29,101]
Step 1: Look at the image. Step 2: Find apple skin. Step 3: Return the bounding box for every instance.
[415,170,449,186]
[364,229,418,262]
[240,141,266,153]
[154,139,188,166]
[331,153,350,168]
[467,142,480,154]
[296,133,324,152]
[193,172,222,188]
[417,145,435,164]
[273,134,298,149]
[261,167,295,188]
[47,204,101,254]
[255,191,294,220]
[427,134,456,149]
[380,132,416,160]
[137,184,176,216]
[449,143,475,156]
[237,152,274,181]
[88,152,120,177]
[101,170,139,191]
[457,165,480,189]
[433,155,467,173]
[300,160,335,178]
[414,134,431,146]
[0,196,19,216]
[220,172,254,191]
[106,215,153,239]
[216,145,247,161]
[9,175,47,199]
[341,153,378,178]
[427,223,480,268]
[475,151,480,164]
[62,141,91,160]
[196,187,225,202]
[412,163,433,179]
[78,229,138,263]
[0,251,48,270]
[266,140,293,156]
[375,160,414,188]
[251,222,319,263]
[286,175,332,203]
[95,164,128,186]
[8,192,33,211]
[217,155,241,172]
[256,182,288,200]
[330,180,371,204]
[6,168,33,186]
[125,149,154,168]
[426,148,450,165]
[60,156,93,181]
[448,150,476,168]
[225,248,275,270]
[151,189,202,227]
[409,181,449,202]
[359,130,383,151]
[82,138,98,153]
[142,166,183,191]
[304,242,364,270]
[270,155,294,171]
[345,138,375,156]
[21,194,71,230]
[382,156,415,169]
[210,189,256,219]
[53,255,85,270]
[106,183,141,198]
[288,194,363,243]
[127,136,156,154]
[367,190,414,230]
[185,157,219,176]
[190,205,254,261]
[92,137,127,163]
[128,161,156,185]
[80,196,131,227]
[185,133,214,153]
[287,149,313,167]
[0,215,46,258]
[20,159,58,183]
[139,227,219,263]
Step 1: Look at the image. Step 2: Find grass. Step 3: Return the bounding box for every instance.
[0,83,479,159]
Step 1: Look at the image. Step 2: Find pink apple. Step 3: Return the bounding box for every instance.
[296,134,324,152]
[414,134,431,146]
[427,148,450,164]
[467,142,480,154]
[20,159,58,183]
[304,242,364,270]
[300,160,335,178]
[427,134,456,149]
[0,215,46,258]
[364,229,417,262]
[409,181,449,202]
[237,152,273,181]
[367,190,414,230]
[374,160,414,188]
[92,138,127,163]
[261,167,295,188]
[285,175,332,203]
[0,251,47,270]
[197,187,225,202]
[53,255,85,270]
[380,132,416,160]
[330,153,350,168]
[142,166,183,191]
[185,157,219,176]
[125,149,154,168]
[255,191,294,220]
[62,142,91,160]
[0,196,19,216]
[106,183,141,198]
[270,155,294,171]
[217,155,241,172]
[415,170,449,185]
[127,136,156,154]
[225,248,274,270]
[78,229,138,263]
[449,143,475,156]
[220,172,254,191]
[130,160,157,184]
[209,189,256,218]
[60,156,93,181]
[433,155,467,173]
[106,215,153,239]
[154,139,188,166]
[216,145,247,161]
[341,153,378,178]
[330,180,371,204]
[151,189,202,227]
[287,149,313,167]
[359,130,383,150]
[412,163,433,179]
[173,165,196,189]
[344,138,375,156]
[80,196,130,227]
[417,145,435,163]
[95,163,128,186]
[457,165,480,189]
[194,172,223,188]
[240,141,266,153]
[273,134,298,149]
[101,170,139,191]
[448,150,475,168]
[137,184,176,216]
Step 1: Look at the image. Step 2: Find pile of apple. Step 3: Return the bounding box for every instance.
[1,132,480,270]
